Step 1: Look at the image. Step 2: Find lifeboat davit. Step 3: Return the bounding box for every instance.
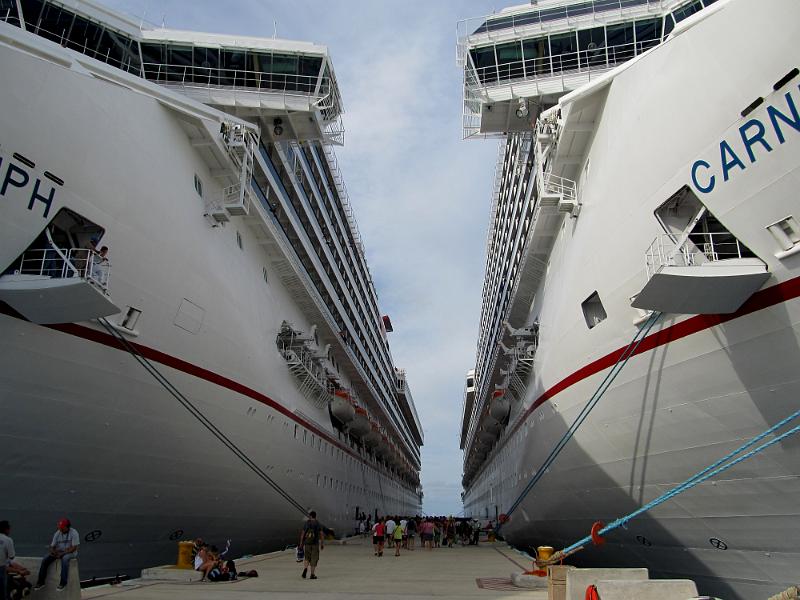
[489,390,511,421]
[348,406,371,437]
[330,390,355,423]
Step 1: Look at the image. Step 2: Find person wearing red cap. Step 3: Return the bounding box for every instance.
[34,519,80,592]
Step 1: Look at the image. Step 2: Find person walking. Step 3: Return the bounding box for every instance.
[373,517,386,557]
[34,519,79,592]
[392,521,403,556]
[384,516,396,549]
[406,517,416,551]
[299,511,323,580]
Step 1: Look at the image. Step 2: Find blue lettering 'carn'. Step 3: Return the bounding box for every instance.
[767,89,800,144]
[691,160,715,194]
[720,140,745,181]
[739,119,772,163]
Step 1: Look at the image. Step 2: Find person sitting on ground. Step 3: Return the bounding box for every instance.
[191,538,204,560]
[195,545,217,581]
[34,519,80,592]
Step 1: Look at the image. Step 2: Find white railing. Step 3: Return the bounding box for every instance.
[12,247,111,291]
[467,38,660,93]
[321,144,366,259]
[541,172,577,203]
[644,232,747,279]
[457,0,678,49]
[142,63,339,110]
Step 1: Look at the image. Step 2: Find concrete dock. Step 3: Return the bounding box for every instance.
[80,539,547,600]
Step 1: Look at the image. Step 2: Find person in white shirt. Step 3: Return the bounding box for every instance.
[34,519,80,591]
[384,518,396,548]
[0,520,15,600]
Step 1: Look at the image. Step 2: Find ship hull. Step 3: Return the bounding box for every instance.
[0,24,417,577]
[463,1,800,598]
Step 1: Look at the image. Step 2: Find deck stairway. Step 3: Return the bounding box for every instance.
[276,322,332,409]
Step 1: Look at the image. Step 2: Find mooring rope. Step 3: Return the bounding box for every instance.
[543,405,800,565]
[502,311,662,521]
[97,317,309,516]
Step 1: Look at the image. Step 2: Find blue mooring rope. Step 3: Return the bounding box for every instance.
[502,311,663,521]
[556,405,800,560]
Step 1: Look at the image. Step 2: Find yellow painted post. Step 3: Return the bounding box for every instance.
[176,541,194,569]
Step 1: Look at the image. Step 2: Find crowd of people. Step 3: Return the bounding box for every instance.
[363,515,493,557]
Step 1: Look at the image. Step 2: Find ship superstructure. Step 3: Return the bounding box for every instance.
[0,0,421,576]
[458,0,800,597]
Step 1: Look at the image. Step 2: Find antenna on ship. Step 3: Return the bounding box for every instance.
[273,20,277,39]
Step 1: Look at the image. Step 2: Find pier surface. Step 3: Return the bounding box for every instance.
[81,539,546,600]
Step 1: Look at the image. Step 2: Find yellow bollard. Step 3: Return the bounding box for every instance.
[537,546,554,562]
[176,541,194,569]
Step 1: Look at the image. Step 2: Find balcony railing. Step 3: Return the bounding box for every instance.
[12,247,111,291]
[644,232,748,279]
[469,38,661,90]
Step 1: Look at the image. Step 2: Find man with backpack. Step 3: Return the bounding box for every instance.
[299,511,323,580]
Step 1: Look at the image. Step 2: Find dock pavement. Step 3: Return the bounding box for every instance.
[81,538,548,600]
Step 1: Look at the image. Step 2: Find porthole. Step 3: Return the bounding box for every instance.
[582,291,607,329]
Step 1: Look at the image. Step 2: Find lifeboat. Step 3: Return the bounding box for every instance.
[489,390,511,421]
[484,415,502,434]
[330,390,355,423]
[377,433,390,457]
[348,405,371,437]
[363,421,381,447]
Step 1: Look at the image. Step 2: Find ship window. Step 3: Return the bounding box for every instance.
[663,14,675,37]
[672,0,704,24]
[496,41,522,81]
[606,22,634,63]
[522,37,550,76]
[578,27,606,68]
[549,31,578,72]
[141,42,165,79]
[582,291,607,329]
[1,0,20,25]
[35,1,74,44]
[236,230,243,250]
[262,266,268,284]
[635,18,662,52]
[470,45,497,84]
[193,174,203,197]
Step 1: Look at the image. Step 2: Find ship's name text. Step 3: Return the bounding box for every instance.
[0,155,57,219]
[691,87,800,194]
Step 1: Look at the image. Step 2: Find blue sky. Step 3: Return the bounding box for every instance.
[102,0,502,516]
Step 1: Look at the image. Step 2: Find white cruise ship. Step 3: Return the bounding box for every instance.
[458,0,799,597]
[0,0,423,578]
